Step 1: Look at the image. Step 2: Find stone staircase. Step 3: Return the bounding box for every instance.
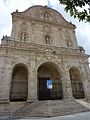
[0,102,25,119]
[0,103,10,119]
[11,99,90,119]
[75,99,90,109]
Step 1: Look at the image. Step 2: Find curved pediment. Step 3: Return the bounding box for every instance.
[12,5,75,28]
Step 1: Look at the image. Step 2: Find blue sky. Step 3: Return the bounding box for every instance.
[0,0,90,62]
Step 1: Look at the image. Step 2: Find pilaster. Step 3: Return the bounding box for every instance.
[27,60,38,102]
[81,71,90,100]
[0,63,12,103]
[61,70,73,99]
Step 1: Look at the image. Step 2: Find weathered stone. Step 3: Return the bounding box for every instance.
[0,5,90,103]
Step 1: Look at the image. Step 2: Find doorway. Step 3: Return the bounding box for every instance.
[37,62,63,100]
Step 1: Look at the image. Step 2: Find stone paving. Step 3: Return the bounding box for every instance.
[0,112,90,120]
[18,112,90,120]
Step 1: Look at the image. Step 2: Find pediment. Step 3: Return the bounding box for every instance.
[13,5,75,28]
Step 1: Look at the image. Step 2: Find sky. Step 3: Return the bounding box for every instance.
[0,0,90,62]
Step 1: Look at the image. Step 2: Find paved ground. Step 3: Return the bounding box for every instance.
[18,112,90,120]
[0,111,90,120]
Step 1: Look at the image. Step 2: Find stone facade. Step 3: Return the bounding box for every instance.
[0,5,90,103]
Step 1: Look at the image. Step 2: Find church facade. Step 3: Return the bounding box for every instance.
[0,5,90,103]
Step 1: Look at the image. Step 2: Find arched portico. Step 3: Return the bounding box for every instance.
[37,62,63,100]
[69,67,85,99]
[9,63,28,102]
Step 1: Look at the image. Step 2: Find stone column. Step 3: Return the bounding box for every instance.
[27,60,37,102]
[61,70,73,99]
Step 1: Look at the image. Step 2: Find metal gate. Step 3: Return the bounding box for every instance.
[71,80,85,99]
[38,77,63,100]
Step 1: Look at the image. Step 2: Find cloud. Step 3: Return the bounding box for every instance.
[29,0,48,6]
[0,0,32,38]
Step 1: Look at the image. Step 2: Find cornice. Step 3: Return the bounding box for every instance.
[0,40,88,59]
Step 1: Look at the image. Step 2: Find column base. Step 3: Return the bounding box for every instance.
[27,98,38,103]
[63,97,74,101]
[63,94,74,100]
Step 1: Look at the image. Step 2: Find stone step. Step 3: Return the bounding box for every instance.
[75,99,90,109]
[11,99,90,119]
[0,102,26,119]
[9,101,25,112]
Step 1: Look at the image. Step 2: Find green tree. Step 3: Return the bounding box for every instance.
[59,0,90,22]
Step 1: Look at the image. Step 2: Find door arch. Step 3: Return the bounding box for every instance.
[37,62,63,100]
[69,67,85,99]
[10,64,28,102]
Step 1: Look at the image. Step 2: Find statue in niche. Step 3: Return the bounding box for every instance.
[44,11,49,21]
[45,35,50,44]
[66,38,72,47]
[67,39,71,47]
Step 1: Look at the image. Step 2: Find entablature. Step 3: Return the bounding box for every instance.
[0,39,88,59]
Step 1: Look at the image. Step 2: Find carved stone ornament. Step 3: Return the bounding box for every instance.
[43,49,54,60]
[20,32,27,41]
[64,30,70,37]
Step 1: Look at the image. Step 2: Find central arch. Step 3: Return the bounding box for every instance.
[37,62,63,100]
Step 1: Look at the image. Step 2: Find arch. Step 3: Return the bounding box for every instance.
[12,63,28,72]
[37,61,63,75]
[37,62,63,100]
[9,63,28,102]
[69,67,85,99]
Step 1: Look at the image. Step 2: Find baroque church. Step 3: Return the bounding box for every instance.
[0,5,90,103]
